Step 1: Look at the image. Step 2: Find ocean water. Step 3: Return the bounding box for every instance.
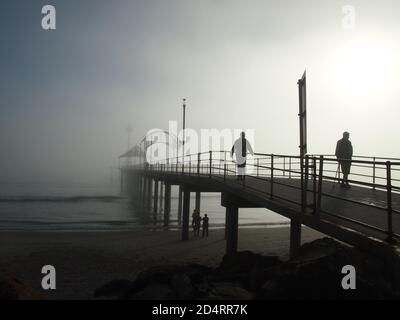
[0,182,289,231]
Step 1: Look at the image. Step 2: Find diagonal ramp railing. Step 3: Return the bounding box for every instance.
[124,151,400,242]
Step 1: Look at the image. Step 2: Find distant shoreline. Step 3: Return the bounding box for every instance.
[0,221,290,233]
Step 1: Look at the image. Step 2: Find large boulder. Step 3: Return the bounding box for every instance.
[119,264,212,299]
[256,238,396,299]
[171,273,193,300]
[216,251,281,277]
[207,283,253,300]
[94,279,132,298]
[129,283,175,300]
[0,277,43,300]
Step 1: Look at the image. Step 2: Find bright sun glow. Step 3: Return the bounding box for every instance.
[332,39,394,99]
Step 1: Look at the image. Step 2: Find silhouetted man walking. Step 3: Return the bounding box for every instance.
[202,214,209,238]
[231,132,254,181]
[335,131,353,188]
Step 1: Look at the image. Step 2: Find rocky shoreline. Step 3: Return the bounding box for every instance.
[94,238,399,300]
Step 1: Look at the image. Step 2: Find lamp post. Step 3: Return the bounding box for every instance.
[182,98,186,163]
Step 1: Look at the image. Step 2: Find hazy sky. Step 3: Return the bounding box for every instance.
[1,0,400,186]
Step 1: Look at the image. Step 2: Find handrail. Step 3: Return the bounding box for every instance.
[124,150,399,242]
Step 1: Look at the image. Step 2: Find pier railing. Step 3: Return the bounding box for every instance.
[124,151,400,241]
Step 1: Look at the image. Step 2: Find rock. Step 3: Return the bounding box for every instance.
[193,281,212,298]
[257,258,342,299]
[246,263,277,292]
[122,264,213,299]
[0,277,43,300]
[129,283,175,300]
[135,265,182,285]
[207,283,253,300]
[184,264,213,283]
[256,238,396,299]
[94,279,132,298]
[171,273,193,300]
[217,251,280,277]
[216,251,281,288]
[121,265,182,298]
[298,237,343,260]
[95,237,399,300]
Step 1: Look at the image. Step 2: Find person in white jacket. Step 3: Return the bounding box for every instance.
[231,132,254,180]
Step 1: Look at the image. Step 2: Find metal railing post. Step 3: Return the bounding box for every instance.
[219,153,221,176]
[312,157,317,214]
[373,157,376,190]
[224,163,227,181]
[317,156,324,218]
[289,157,292,179]
[270,154,274,199]
[209,151,212,178]
[283,157,286,177]
[386,161,394,242]
[305,155,309,184]
[224,151,227,169]
[176,150,179,173]
[197,153,200,176]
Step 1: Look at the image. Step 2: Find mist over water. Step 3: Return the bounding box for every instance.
[0,181,288,231]
[2,1,398,233]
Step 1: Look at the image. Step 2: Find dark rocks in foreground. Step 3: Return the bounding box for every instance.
[0,275,43,300]
[95,238,400,300]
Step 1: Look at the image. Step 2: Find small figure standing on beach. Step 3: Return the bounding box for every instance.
[202,214,209,238]
[194,211,202,237]
[231,131,254,181]
[335,131,353,188]
[191,209,198,233]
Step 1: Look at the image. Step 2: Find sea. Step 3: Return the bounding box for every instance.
[0,181,289,232]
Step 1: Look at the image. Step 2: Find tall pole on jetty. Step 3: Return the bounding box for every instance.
[182,98,186,163]
[177,99,186,225]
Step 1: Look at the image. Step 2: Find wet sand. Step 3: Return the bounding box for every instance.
[0,226,324,299]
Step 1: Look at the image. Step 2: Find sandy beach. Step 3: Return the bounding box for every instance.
[0,226,324,299]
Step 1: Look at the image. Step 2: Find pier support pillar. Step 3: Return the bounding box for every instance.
[142,176,147,206]
[140,175,144,200]
[164,184,171,227]
[120,170,124,194]
[178,185,183,225]
[138,175,142,199]
[195,191,201,212]
[226,207,239,255]
[290,219,301,258]
[224,210,228,240]
[182,188,190,240]
[146,178,152,212]
[159,183,164,212]
[153,180,159,218]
